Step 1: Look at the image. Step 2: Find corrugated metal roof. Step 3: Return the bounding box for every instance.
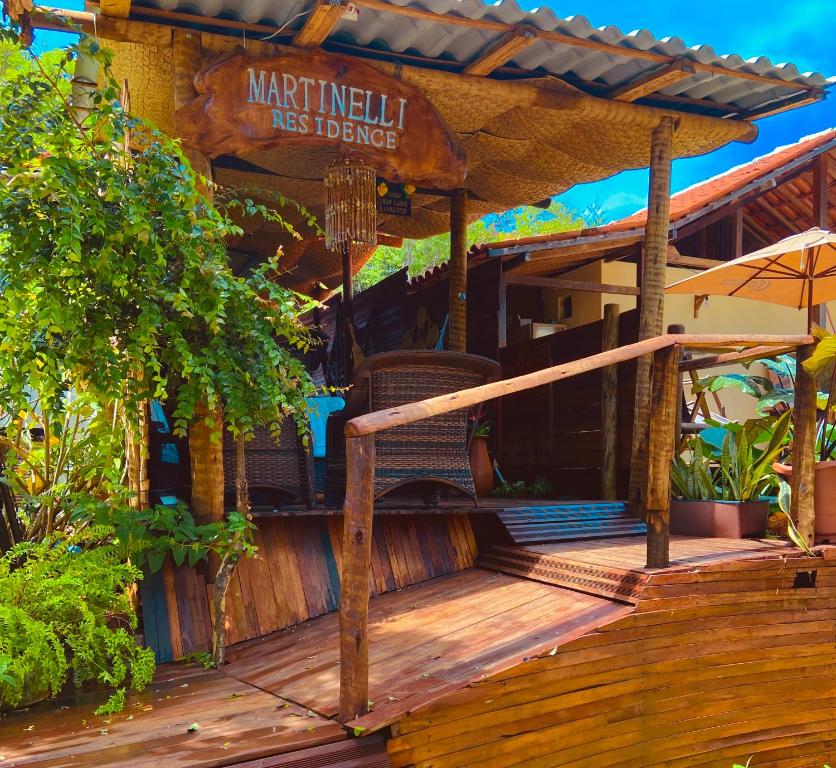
[135,0,832,117]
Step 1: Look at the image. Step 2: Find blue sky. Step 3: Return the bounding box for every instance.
[34,0,835,223]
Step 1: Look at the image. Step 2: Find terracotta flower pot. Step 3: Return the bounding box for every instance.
[670,499,768,538]
[468,435,493,497]
[774,460,836,543]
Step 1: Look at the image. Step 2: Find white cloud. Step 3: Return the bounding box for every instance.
[602,192,645,215]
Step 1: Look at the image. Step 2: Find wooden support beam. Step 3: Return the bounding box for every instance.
[376,233,403,248]
[504,274,640,296]
[733,209,744,259]
[339,433,376,723]
[756,196,800,236]
[448,189,468,352]
[645,345,680,569]
[463,26,538,77]
[100,0,131,18]
[666,250,721,270]
[743,89,824,121]
[812,153,829,229]
[679,345,798,372]
[609,59,696,103]
[601,304,620,501]
[791,343,816,547]
[350,0,813,93]
[812,153,829,329]
[294,0,345,48]
[630,116,675,518]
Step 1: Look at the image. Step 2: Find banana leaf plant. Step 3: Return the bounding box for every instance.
[671,412,792,502]
[803,328,836,462]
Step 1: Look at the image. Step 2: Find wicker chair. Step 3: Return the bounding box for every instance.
[326,351,500,505]
[222,421,315,509]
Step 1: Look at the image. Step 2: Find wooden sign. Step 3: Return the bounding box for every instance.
[175,49,467,188]
[376,179,413,217]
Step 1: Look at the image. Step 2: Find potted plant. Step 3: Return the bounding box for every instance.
[670,412,790,538]
[468,410,493,497]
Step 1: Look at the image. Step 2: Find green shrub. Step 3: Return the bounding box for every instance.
[0,528,155,714]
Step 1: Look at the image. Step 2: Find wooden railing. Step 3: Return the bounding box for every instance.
[337,333,815,722]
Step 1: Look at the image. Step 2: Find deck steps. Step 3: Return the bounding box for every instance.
[477,543,647,604]
[496,501,646,545]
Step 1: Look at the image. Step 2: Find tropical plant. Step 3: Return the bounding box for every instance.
[0,28,321,664]
[0,390,128,543]
[670,437,716,501]
[671,413,791,502]
[0,528,156,714]
[803,328,836,461]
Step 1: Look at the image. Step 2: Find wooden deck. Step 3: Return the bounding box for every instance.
[0,665,347,768]
[4,535,832,768]
[222,568,630,732]
[478,535,797,603]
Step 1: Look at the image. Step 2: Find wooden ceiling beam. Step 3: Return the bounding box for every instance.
[609,59,696,103]
[505,273,640,296]
[463,26,538,77]
[742,89,824,121]
[294,0,345,49]
[755,196,801,236]
[99,0,131,19]
[352,0,813,92]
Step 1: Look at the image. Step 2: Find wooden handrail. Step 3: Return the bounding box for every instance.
[345,334,813,438]
[338,331,814,723]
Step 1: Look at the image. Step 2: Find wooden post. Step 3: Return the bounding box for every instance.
[601,303,620,500]
[812,156,829,330]
[448,189,468,352]
[733,209,744,259]
[341,242,355,383]
[792,343,817,547]
[629,116,675,516]
[339,433,376,723]
[667,324,686,448]
[645,345,680,568]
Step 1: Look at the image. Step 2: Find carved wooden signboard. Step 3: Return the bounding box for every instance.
[175,49,467,188]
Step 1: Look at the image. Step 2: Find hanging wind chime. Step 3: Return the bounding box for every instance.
[324,156,377,254]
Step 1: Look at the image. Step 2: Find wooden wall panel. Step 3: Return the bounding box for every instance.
[387,554,836,768]
[499,309,639,498]
[151,513,477,660]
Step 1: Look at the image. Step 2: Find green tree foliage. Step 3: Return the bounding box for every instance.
[354,201,590,291]
[0,31,318,444]
[0,528,156,715]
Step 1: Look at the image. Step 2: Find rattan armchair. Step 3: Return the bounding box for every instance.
[223,422,315,509]
[326,350,500,505]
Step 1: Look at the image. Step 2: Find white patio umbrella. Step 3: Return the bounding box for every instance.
[666,228,836,331]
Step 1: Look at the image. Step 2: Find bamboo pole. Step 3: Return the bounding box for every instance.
[339,433,376,722]
[792,343,816,547]
[601,303,619,500]
[448,189,468,352]
[629,115,675,517]
[645,345,680,568]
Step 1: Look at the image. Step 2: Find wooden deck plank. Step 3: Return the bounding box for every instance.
[0,666,345,768]
[223,569,627,732]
